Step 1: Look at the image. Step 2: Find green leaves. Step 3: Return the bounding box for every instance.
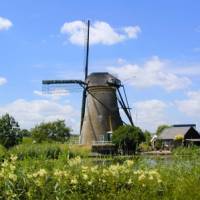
[112,125,145,154]
[0,114,22,148]
[31,120,71,143]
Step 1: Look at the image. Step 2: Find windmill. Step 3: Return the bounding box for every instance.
[42,20,134,145]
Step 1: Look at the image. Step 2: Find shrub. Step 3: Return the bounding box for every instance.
[31,120,71,143]
[174,134,184,142]
[9,143,67,160]
[0,113,22,148]
[155,139,163,150]
[112,125,145,154]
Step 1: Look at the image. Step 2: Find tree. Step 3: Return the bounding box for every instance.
[112,125,145,155]
[0,113,22,148]
[20,129,31,137]
[156,124,170,136]
[31,120,71,143]
[144,130,152,145]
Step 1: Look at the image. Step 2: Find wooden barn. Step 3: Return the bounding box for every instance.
[159,124,200,148]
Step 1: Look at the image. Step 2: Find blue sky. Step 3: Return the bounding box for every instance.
[0,0,200,133]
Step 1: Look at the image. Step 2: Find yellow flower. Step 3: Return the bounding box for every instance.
[10,165,16,171]
[82,174,88,180]
[125,160,134,167]
[8,173,17,182]
[37,169,47,177]
[10,155,17,162]
[2,161,9,168]
[68,156,81,166]
[149,175,154,180]
[138,174,146,182]
[127,178,132,185]
[71,178,78,185]
[81,166,88,171]
[88,181,93,185]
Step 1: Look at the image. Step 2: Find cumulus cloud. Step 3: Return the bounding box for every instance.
[134,99,168,132]
[0,77,7,85]
[123,26,141,38]
[0,99,79,132]
[34,89,69,100]
[175,91,200,117]
[171,66,200,76]
[0,16,12,31]
[60,20,141,45]
[108,56,191,91]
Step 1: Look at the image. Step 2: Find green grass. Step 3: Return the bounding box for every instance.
[172,146,200,156]
[1,143,200,199]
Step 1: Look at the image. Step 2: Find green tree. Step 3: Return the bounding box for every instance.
[0,113,22,148]
[112,125,145,155]
[20,129,31,137]
[144,130,152,145]
[156,124,170,136]
[31,120,71,143]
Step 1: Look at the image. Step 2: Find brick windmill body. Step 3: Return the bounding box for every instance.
[43,21,133,145]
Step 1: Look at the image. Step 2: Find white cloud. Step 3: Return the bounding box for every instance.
[175,91,200,117]
[0,16,12,31]
[0,99,79,133]
[60,20,141,45]
[134,99,168,132]
[108,56,191,91]
[0,77,7,85]
[171,66,200,76]
[34,89,69,100]
[123,26,141,38]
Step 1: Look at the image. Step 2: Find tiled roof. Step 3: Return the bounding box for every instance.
[159,127,191,140]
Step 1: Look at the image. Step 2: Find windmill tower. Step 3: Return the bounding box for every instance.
[42,20,133,145]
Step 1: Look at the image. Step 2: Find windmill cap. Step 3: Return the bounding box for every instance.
[86,72,121,87]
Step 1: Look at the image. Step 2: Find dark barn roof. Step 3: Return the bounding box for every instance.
[159,126,200,140]
[159,127,191,140]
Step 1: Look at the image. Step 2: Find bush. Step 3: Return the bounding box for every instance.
[0,113,22,148]
[31,120,71,143]
[155,139,163,150]
[9,143,68,160]
[0,145,6,161]
[139,142,151,152]
[112,125,145,154]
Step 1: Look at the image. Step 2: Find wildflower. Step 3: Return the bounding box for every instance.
[91,166,98,173]
[8,173,17,182]
[10,165,16,171]
[127,178,132,185]
[82,174,88,180]
[88,181,92,185]
[138,174,146,182]
[10,155,17,162]
[71,178,78,185]
[142,183,146,187]
[149,175,154,180]
[37,169,47,177]
[81,166,88,172]
[68,156,81,166]
[125,160,134,167]
[54,170,68,178]
[2,160,9,168]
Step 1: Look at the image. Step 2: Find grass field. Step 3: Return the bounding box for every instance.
[0,139,200,199]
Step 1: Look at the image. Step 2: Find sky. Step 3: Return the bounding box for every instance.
[0,0,200,133]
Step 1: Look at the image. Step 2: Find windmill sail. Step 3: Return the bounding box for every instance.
[80,20,90,132]
[42,20,134,146]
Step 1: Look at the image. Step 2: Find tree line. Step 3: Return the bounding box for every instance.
[0,113,71,148]
[0,113,170,154]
